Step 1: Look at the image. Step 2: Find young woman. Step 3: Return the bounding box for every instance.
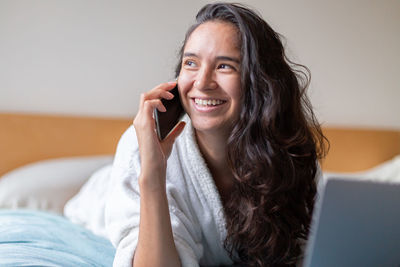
[66,3,327,267]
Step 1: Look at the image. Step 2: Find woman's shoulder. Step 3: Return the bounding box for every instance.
[117,124,138,149]
[111,124,140,169]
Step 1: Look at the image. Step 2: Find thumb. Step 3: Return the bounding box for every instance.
[165,121,186,145]
[161,121,186,155]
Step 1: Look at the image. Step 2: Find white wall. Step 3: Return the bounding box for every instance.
[1,0,399,129]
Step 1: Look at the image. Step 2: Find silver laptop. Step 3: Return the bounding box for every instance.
[303,177,400,267]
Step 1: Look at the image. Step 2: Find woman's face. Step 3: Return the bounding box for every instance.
[178,21,242,136]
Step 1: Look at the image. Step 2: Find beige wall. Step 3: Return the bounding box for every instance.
[1,0,399,129]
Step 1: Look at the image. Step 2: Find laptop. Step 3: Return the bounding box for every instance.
[302,177,400,267]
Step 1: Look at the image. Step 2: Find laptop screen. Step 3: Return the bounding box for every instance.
[303,177,400,267]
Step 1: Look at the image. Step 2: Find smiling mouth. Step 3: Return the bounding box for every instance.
[194,98,226,106]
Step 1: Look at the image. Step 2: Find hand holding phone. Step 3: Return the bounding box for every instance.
[154,85,185,140]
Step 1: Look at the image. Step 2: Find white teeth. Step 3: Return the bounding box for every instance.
[195,98,224,106]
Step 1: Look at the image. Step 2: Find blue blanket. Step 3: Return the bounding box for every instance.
[0,209,115,266]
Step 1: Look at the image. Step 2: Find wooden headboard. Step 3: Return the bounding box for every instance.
[322,128,400,172]
[1,112,399,176]
[0,113,131,176]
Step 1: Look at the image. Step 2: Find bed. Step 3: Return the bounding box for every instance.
[0,112,399,266]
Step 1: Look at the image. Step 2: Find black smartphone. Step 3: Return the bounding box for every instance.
[154,85,185,140]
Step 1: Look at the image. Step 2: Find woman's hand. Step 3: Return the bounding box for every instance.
[133,81,186,190]
[133,83,184,266]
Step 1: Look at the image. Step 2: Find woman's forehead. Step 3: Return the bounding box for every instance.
[184,21,241,53]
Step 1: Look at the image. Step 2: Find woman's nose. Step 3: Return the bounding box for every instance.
[194,67,217,90]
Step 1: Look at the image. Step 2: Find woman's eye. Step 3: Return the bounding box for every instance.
[218,64,235,70]
[183,60,196,67]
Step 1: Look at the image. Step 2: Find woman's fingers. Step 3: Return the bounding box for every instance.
[134,99,164,130]
[134,81,179,147]
[133,81,181,172]
[144,99,166,113]
[136,81,177,123]
[138,82,176,110]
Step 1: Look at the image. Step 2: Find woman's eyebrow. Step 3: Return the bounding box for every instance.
[183,52,198,58]
[183,52,240,64]
[216,56,240,64]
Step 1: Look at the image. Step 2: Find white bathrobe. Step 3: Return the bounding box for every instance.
[65,115,234,266]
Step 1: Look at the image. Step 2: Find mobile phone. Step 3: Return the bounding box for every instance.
[154,85,185,140]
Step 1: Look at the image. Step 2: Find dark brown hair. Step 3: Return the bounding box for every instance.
[175,3,328,266]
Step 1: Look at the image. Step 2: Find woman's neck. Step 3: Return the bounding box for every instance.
[195,129,235,202]
[195,130,227,170]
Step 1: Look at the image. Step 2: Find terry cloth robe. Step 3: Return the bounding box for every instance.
[65,115,234,267]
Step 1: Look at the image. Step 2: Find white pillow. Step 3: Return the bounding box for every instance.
[323,155,400,183]
[0,155,113,214]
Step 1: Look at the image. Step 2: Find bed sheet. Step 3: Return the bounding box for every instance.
[0,209,115,266]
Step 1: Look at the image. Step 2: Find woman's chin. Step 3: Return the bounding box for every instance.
[191,118,218,133]
[190,117,232,136]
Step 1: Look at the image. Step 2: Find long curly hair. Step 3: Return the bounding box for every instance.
[175,3,328,266]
